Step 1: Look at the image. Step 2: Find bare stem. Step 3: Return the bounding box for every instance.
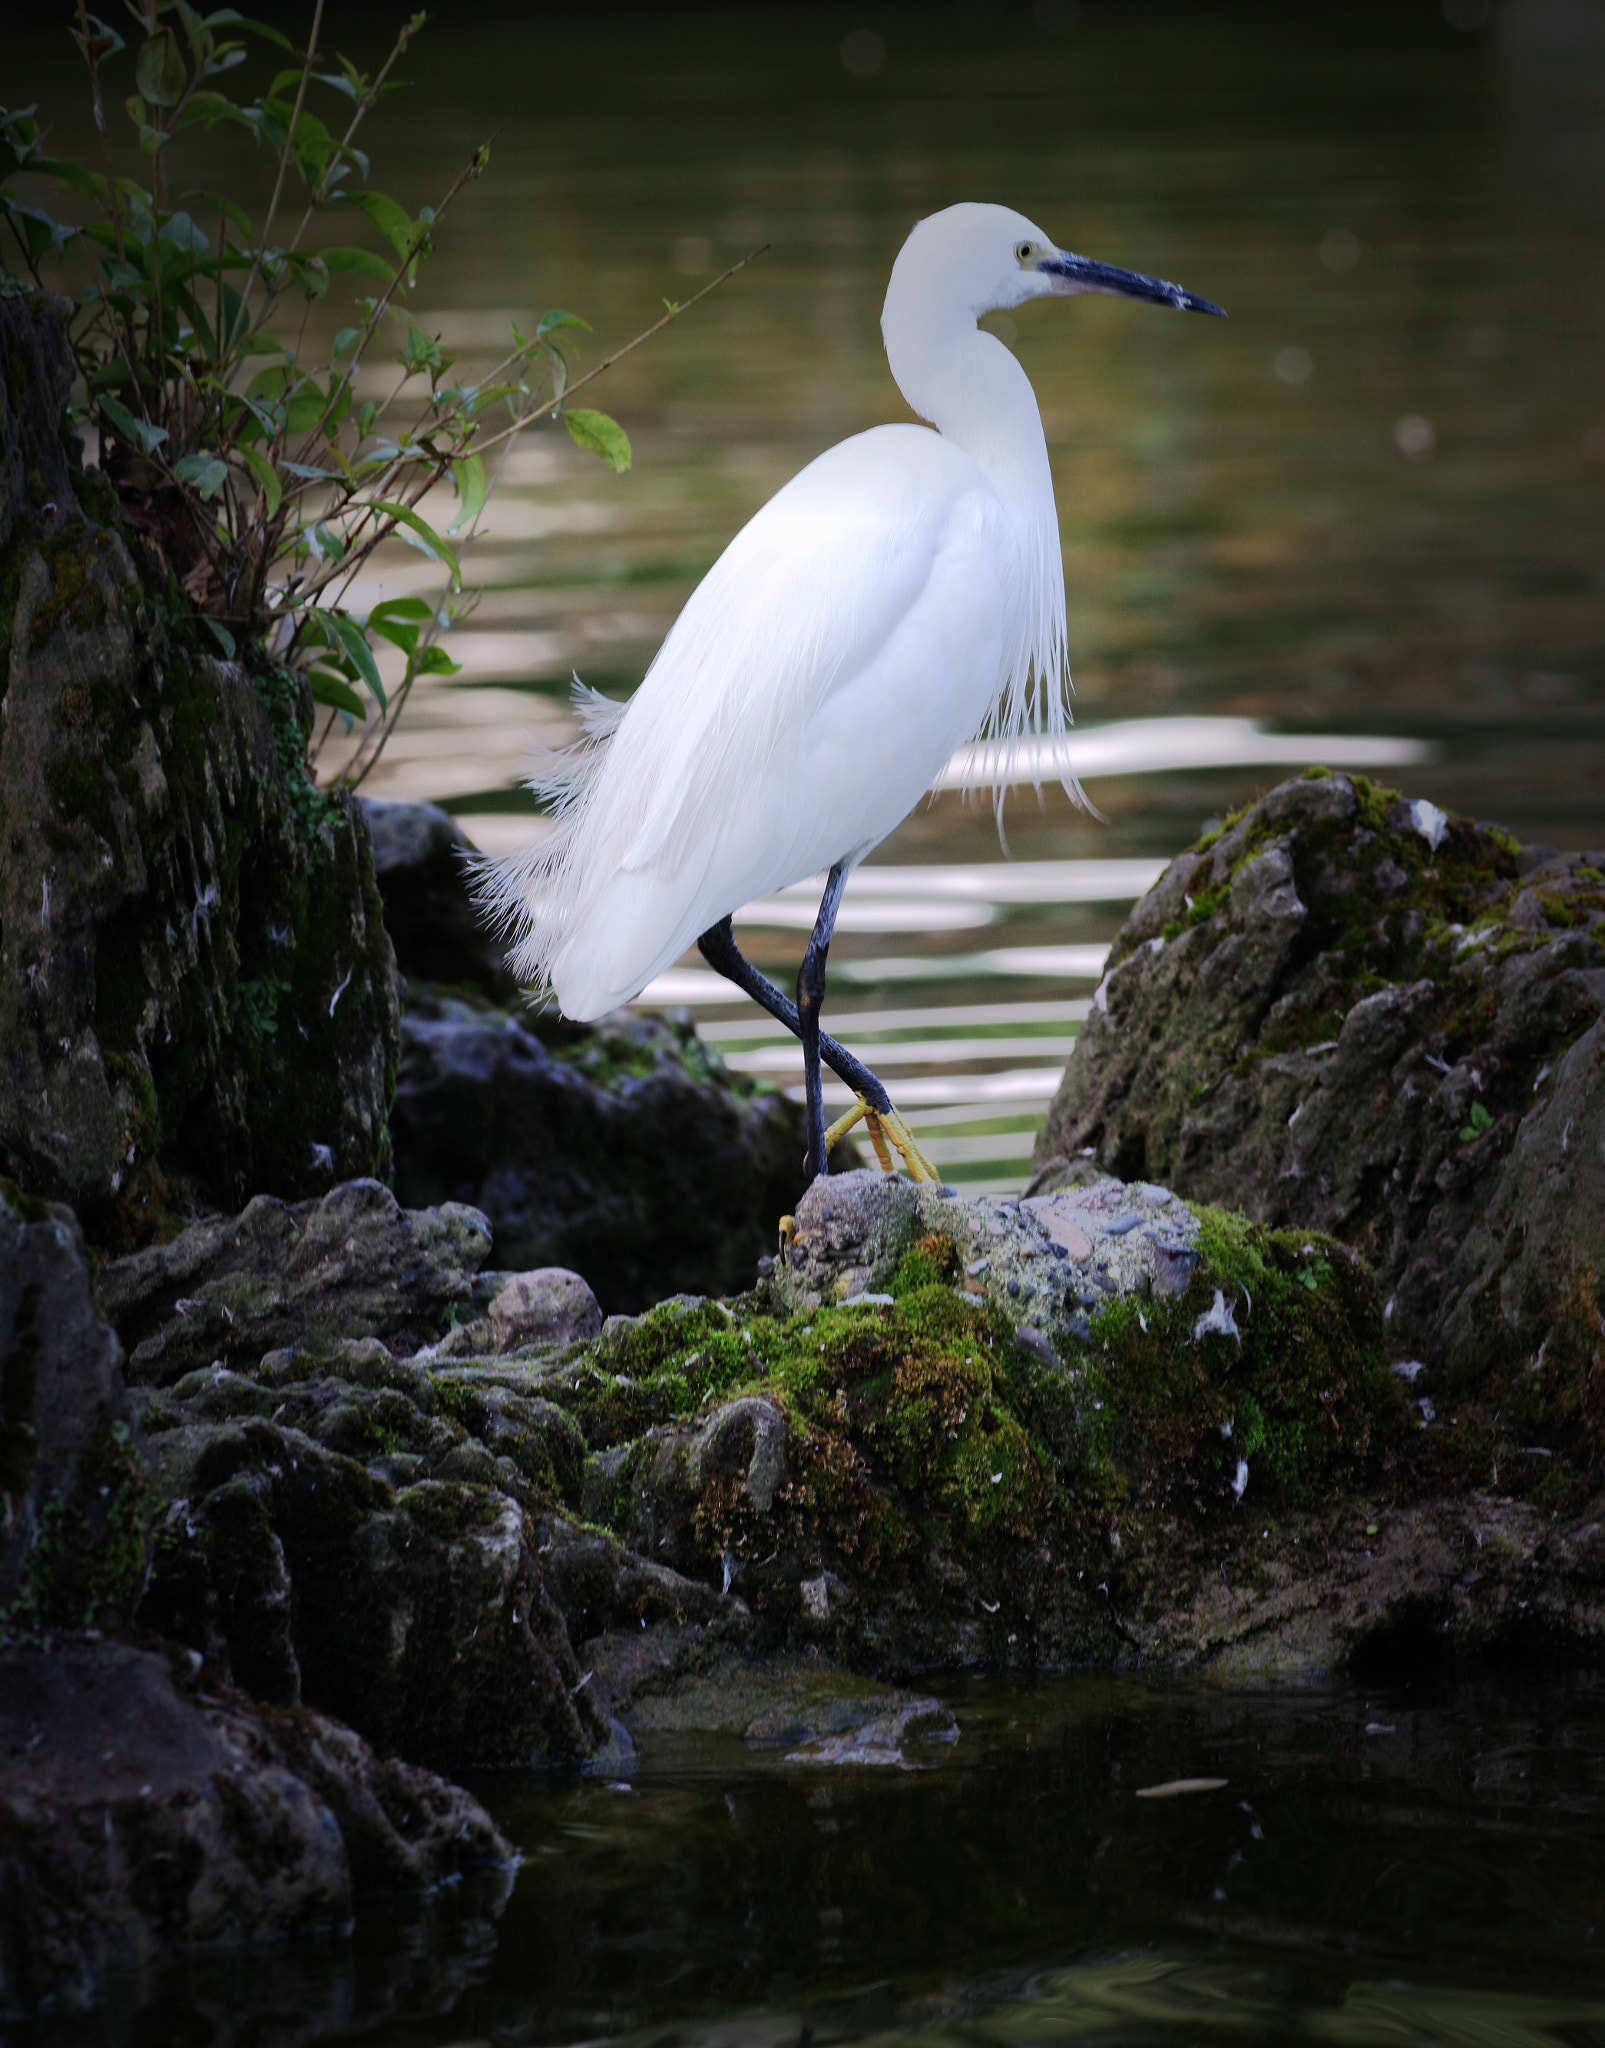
[230,0,325,350]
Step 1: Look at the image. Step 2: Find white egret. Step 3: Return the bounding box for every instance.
[487,202,1223,1185]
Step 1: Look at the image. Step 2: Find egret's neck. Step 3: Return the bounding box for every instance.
[888,318,1052,510]
[882,309,1065,704]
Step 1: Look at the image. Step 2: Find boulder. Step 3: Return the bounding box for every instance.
[488,1267,603,1352]
[391,992,805,1311]
[359,795,518,1002]
[136,1343,609,1769]
[768,1166,1203,1350]
[98,1178,496,1383]
[509,1214,1432,1683]
[0,292,399,1246]
[0,1183,146,1632]
[1035,775,1605,1406]
[0,1637,508,2014]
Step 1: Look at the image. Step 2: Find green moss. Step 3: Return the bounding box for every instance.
[28,528,108,647]
[1,1416,150,1640]
[44,752,118,849]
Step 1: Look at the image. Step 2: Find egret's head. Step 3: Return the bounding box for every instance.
[886,201,1225,332]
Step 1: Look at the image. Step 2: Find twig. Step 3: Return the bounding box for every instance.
[284,13,423,258]
[475,245,769,459]
[230,0,325,350]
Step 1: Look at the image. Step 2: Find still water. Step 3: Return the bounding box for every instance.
[13,0,1605,1184]
[34,1668,1605,2047]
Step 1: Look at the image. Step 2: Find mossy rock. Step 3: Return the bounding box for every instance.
[0,292,399,1245]
[390,991,808,1312]
[1036,772,1604,1474]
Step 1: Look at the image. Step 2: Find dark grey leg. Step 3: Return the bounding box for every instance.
[796,863,848,1181]
[695,916,893,1116]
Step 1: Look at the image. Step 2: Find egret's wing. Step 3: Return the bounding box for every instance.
[492,424,1017,1016]
[612,425,1000,877]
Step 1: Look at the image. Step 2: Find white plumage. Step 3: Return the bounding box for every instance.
[486,202,1221,1023]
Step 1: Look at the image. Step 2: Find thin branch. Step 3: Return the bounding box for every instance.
[292,133,497,462]
[230,0,325,350]
[284,13,422,258]
[474,245,768,459]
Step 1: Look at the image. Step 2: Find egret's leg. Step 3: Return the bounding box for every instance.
[797,863,849,1181]
[694,915,939,1184]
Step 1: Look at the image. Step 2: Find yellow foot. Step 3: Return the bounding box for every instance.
[823,1095,939,1183]
[778,1213,798,1259]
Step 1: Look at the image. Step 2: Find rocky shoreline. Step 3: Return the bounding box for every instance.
[2,289,1601,2014]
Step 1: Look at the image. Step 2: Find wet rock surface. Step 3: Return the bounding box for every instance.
[391,991,806,1311]
[0,292,398,1244]
[1036,775,1605,1416]
[99,1177,497,1383]
[0,1638,509,2014]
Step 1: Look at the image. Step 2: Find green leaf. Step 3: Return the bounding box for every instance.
[172,90,257,134]
[1459,1100,1494,1144]
[174,450,229,498]
[136,29,188,109]
[416,643,462,677]
[320,245,393,282]
[235,443,281,517]
[370,498,460,584]
[203,616,236,657]
[220,15,296,52]
[191,186,255,241]
[536,309,589,339]
[366,595,430,652]
[324,613,387,712]
[98,393,169,454]
[229,329,288,360]
[564,407,631,474]
[367,616,419,657]
[346,189,412,259]
[307,667,367,718]
[449,451,486,531]
[158,209,209,254]
[284,380,328,433]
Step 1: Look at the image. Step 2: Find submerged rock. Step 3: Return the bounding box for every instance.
[391,992,804,1312]
[0,292,398,1246]
[1035,775,1605,1425]
[0,1638,509,2014]
[99,1177,496,1383]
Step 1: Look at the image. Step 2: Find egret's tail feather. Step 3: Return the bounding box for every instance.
[474,678,628,1000]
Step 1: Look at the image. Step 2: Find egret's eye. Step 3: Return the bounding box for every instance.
[1015,242,1033,263]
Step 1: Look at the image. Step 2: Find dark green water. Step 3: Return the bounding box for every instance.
[28,1668,1605,2046]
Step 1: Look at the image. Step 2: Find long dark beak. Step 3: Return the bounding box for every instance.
[1042,250,1226,317]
